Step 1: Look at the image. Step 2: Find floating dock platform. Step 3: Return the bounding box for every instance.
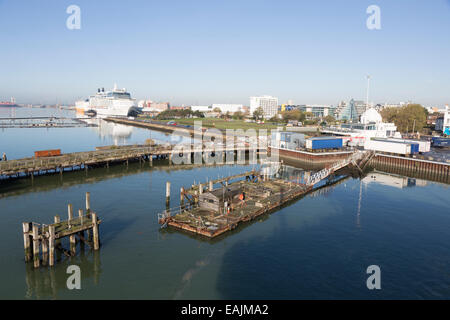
[158,171,312,238]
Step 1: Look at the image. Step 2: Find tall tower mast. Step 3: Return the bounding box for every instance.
[366,75,371,112]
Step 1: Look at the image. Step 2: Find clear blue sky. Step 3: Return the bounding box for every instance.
[0,0,449,106]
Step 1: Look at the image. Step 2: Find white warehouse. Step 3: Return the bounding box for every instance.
[190,105,213,113]
[212,104,243,113]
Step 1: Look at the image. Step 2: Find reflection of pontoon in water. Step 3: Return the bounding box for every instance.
[362,171,427,189]
[75,84,138,116]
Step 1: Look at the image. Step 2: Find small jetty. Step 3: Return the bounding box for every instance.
[22,192,100,268]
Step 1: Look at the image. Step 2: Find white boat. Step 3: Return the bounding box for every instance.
[76,84,137,117]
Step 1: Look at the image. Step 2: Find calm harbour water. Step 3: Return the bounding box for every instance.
[0,108,449,299]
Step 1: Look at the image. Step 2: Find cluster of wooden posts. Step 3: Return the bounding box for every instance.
[22,192,101,268]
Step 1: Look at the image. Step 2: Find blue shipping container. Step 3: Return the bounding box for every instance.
[431,137,450,147]
[307,137,343,149]
[410,143,419,154]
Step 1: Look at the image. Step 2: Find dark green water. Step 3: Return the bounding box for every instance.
[1,108,449,299]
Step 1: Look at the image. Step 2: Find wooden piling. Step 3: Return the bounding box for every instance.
[199,183,203,195]
[78,209,84,240]
[68,204,73,226]
[209,180,213,191]
[166,181,171,207]
[86,192,91,212]
[194,190,199,203]
[22,222,32,262]
[48,225,55,267]
[41,233,48,266]
[180,187,185,206]
[32,224,40,268]
[54,215,61,247]
[68,204,76,253]
[92,213,100,250]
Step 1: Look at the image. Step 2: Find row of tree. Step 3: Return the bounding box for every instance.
[155,109,204,120]
[380,104,428,133]
[275,109,336,125]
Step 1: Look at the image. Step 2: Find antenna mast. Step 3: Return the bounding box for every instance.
[366,75,371,112]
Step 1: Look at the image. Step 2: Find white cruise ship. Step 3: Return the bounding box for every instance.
[75,84,137,116]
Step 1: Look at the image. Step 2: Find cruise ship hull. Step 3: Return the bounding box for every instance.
[75,85,136,117]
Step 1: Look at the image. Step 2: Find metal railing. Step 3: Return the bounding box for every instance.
[306,150,369,186]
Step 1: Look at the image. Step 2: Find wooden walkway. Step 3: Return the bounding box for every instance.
[0,116,95,128]
[0,143,257,179]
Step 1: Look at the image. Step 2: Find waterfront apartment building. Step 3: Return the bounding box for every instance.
[435,105,450,135]
[249,95,278,119]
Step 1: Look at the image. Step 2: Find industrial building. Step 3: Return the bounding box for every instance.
[211,104,243,114]
[140,101,169,113]
[271,131,305,150]
[190,105,213,113]
[190,104,243,114]
[321,108,400,147]
[250,95,278,119]
[280,104,336,118]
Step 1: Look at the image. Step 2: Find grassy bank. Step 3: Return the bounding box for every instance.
[156,118,283,131]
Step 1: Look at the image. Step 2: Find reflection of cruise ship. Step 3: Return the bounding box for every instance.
[75,84,137,116]
[79,115,133,145]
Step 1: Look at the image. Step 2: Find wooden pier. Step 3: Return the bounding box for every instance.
[22,192,100,268]
[0,116,96,128]
[0,143,257,180]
